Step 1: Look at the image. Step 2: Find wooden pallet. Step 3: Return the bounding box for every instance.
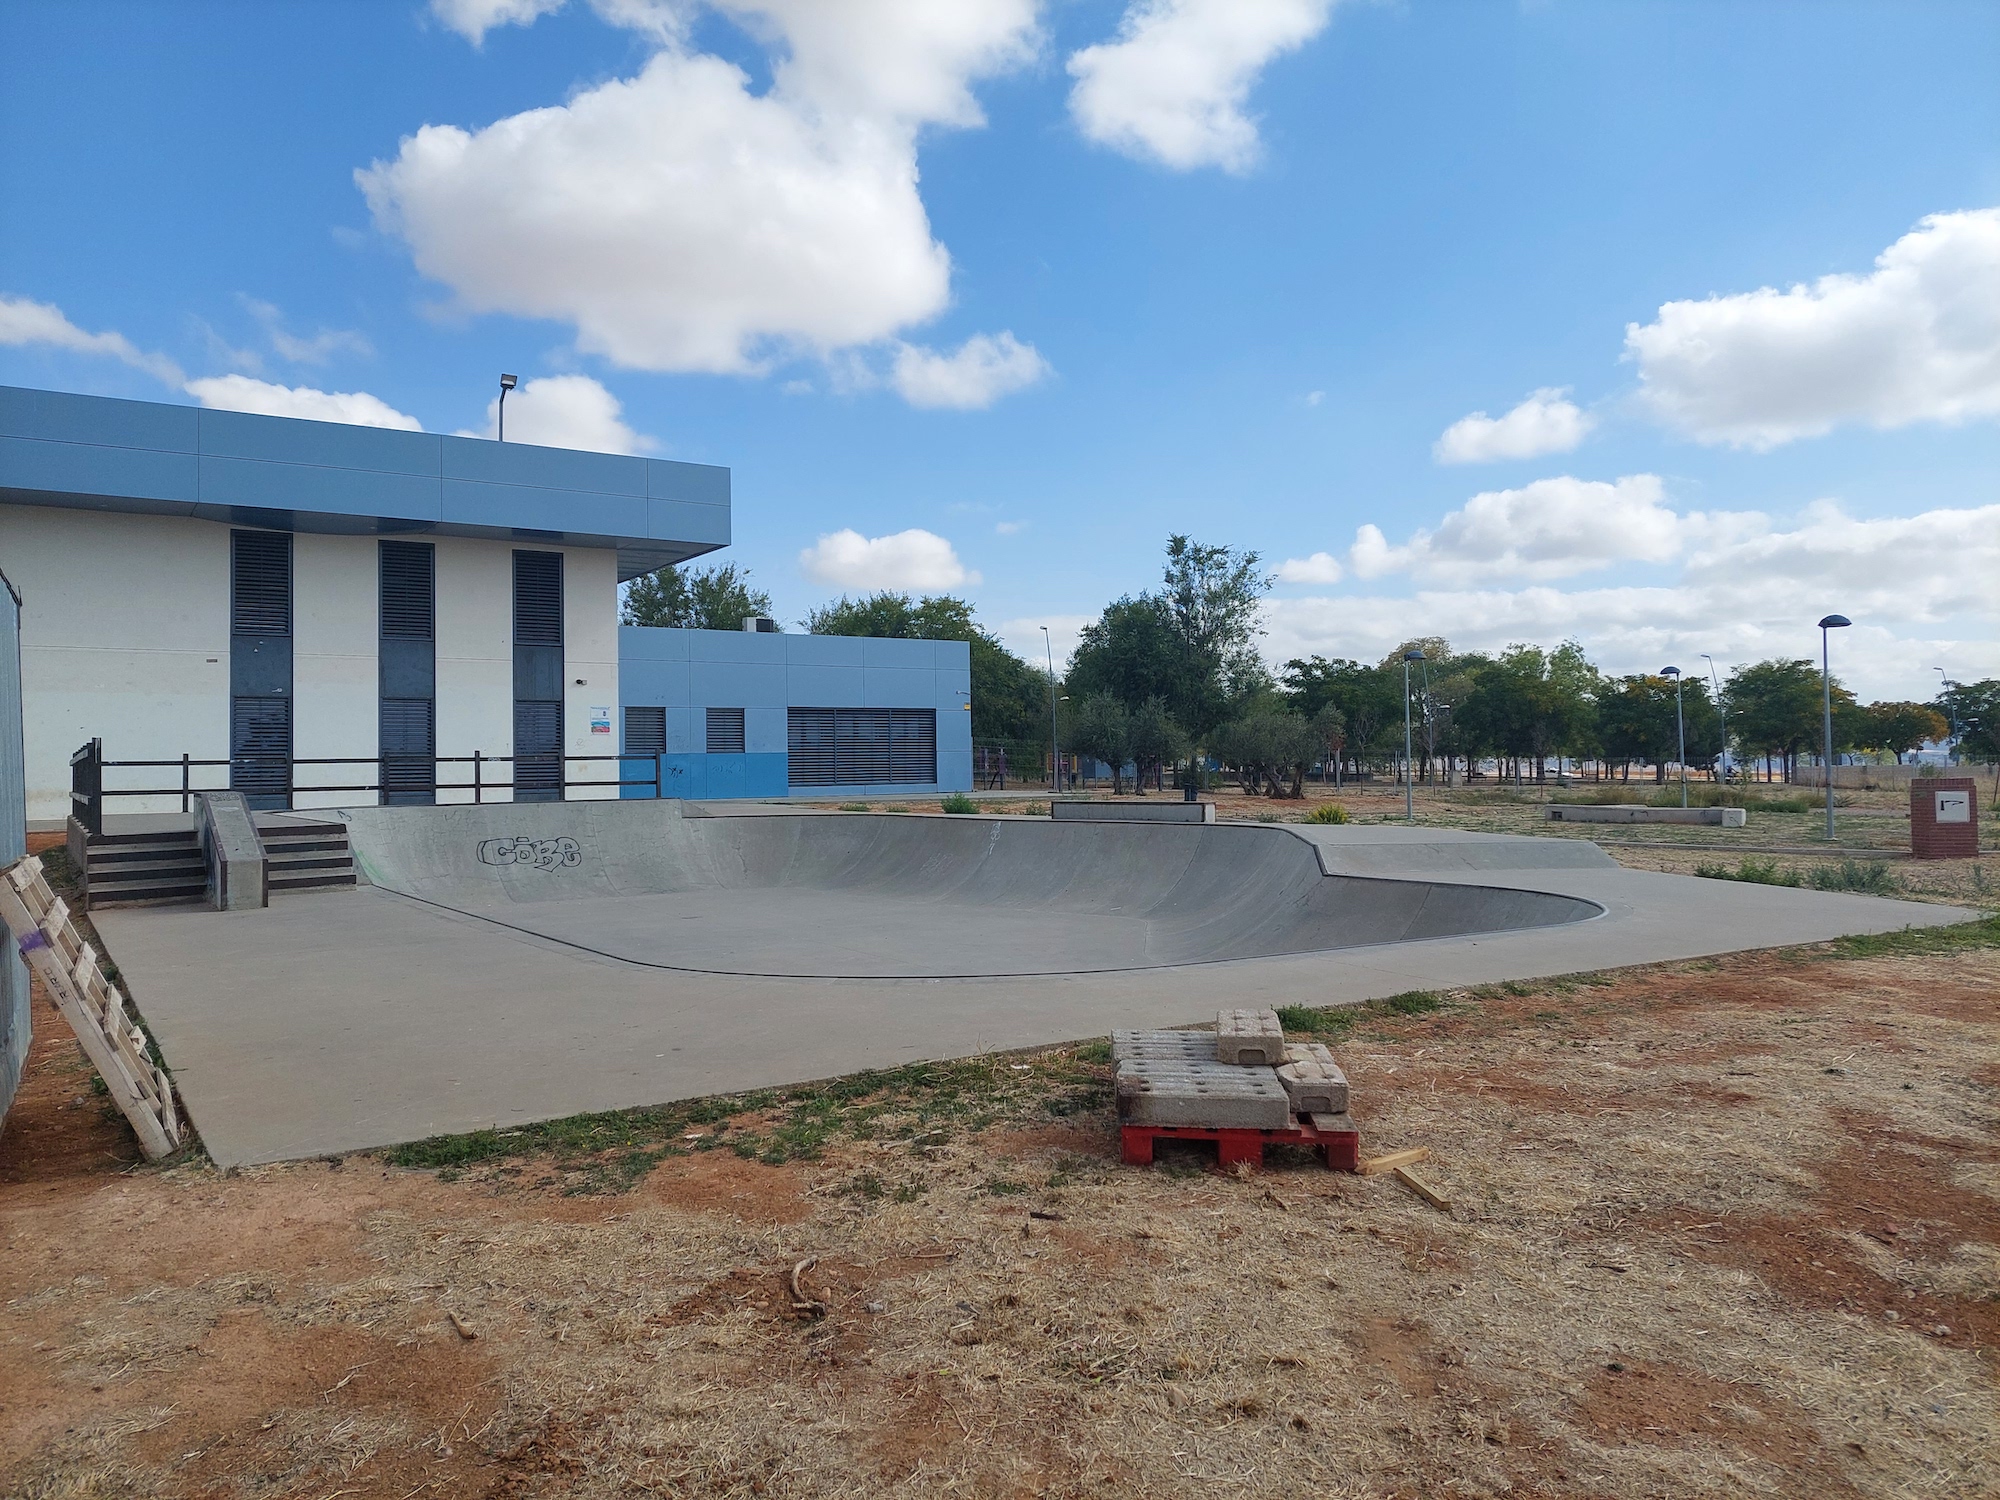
[1120,1113,1359,1172]
[0,856,182,1159]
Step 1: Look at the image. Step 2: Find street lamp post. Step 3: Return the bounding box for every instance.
[497,372,518,441]
[1936,667,1957,764]
[1700,653,1725,782]
[1402,648,1424,822]
[1041,626,1060,796]
[1661,666,1687,808]
[1818,614,1851,839]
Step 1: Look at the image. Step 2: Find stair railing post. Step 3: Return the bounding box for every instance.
[473,750,483,805]
[181,753,191,813]
[655,752,664,800]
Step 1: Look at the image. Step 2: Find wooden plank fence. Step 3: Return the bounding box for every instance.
[0,856,181,1159]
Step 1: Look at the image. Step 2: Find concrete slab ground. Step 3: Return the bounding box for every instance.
[91,804,1976,1168]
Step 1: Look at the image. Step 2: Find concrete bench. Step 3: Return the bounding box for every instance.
[1050,799,1215,824]
[1545,804,1746,827]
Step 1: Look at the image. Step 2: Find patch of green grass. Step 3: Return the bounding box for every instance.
[1694,856,1803,887]
[381,1049,1111,1194]
[1276,989,1445,1038]
[838,802,872,812]
[1072,1039,1111,1065]
[1303,802,1350,824]
[984,1176,1029,1196]
[940,791,979,814]
[1830,914,2000,960]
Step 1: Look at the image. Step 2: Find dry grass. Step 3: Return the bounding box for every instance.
[4,929,1997,1498]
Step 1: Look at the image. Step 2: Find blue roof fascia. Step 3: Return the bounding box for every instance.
[0,385,728,580]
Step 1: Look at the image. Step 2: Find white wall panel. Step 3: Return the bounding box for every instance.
[292,533,378,810]
[434,537,515,803]
[564,545,619,800]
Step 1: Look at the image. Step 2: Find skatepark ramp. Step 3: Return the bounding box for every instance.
[329,802,1601,979]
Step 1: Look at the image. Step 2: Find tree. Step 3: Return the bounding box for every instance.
[1212,703,1320,798]
[1595,675,1721,781]
[1457,643,1597,781]
[1158,535,1272,737]
[1858,701,1949,763]
[1309,703,1345,784]
[1065,694,1132,793]
[1125,698,1187,795]
[1936,679,2000,762]
[1066,596,1183,709]
[804,591,1048,757]
[622,562,772,631]
[1282,656,1397,779]
[1727,659,1853,779]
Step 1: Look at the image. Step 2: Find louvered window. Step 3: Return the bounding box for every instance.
[787,708,936,787]
[231,530,291,636]
[513,551,563,646]
[624,706,666,757]
[705,707,746,755]
[380,698,435,805]
[231,697,292,801]
[514,701,563,798]
[380,541,434,639]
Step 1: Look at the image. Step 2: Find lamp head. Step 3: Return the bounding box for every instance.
[1818,613,1850,629]
[499,372,518,391]
[1403,649,1425,662]
[1660,665,1679,678]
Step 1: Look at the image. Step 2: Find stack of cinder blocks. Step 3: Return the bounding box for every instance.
[1113,1006,1353,1134]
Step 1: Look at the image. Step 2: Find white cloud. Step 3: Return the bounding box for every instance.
[430,0,574,45]
[1626,207,2000,449]
[994,520,1025,535]
[1274,551,1342,585]
[242,298,372,365]
[1262,501,2000,701]
[1342,475,1696,584]
[1067,0,1335,173]
[368,3,1039,378]
[1434,387,1595,464]
[459,373,654,453]
[799,528,979,591]
[890,332,1050,410]
[1304,389,1324,407]
[183,374,423,430]
[0,294,184,384]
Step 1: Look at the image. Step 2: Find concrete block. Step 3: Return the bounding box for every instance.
[1115,1058,1291,1130]
[1545,804,1746,827]
[1111,1029,1214,1064]
[1277,1042,1349,1114]
[1215,1007,1285,1066]
[1051,799,1214,824]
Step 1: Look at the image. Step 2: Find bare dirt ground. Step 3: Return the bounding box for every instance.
[5,913,1997,1498]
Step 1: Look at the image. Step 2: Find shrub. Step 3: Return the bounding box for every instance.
[1304,802,1350,824]
[940,791,978,815]
[1692,857,1802,887]
[1808,860,1899,895]
[838,802,871,812]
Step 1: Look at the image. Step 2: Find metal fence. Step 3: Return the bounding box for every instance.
[0,571,26,1127]
[68,739,675,835]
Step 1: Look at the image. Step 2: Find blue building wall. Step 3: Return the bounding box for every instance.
[619,626,973,798]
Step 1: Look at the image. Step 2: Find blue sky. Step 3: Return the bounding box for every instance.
[3,0,1996,699]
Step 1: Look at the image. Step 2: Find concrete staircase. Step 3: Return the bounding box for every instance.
[80,817,356,909]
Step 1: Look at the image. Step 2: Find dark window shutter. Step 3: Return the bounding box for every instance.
[705,707,746,755]
[230,696,292,801]
[513,551,563,646]
[514,701,563,796]
[380,541,435,639]
[231,531,291,636]
[624,706,666,757]
[787,708,936,787]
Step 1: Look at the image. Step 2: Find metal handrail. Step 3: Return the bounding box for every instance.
[71,740,672,824]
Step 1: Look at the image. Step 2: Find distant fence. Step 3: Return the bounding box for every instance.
[1790,763,1995,791]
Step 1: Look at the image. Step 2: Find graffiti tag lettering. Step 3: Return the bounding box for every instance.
[476,836,582,872]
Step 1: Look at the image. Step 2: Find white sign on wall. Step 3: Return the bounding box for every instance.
[1935,789,1971,824]
[589,706,611,735]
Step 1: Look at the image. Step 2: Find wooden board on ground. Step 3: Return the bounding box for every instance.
[0,856,182,1160]
[1359,1145,1429,1176]
[1393,1164,1451,1211]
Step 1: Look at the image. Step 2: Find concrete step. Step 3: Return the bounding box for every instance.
[267,869,357,892]
[87,874,208,908]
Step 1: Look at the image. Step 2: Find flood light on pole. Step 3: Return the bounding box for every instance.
[1817,614,1850,839]
[497,373,518,441]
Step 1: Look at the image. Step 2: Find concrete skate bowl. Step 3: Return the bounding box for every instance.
[335,803,1603,979]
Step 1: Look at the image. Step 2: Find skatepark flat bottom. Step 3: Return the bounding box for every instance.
[89,802,1977,1167]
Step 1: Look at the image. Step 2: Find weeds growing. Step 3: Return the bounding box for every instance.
[940,792,978,814]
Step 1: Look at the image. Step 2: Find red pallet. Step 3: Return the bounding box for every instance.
[1120,1114,1359,1173]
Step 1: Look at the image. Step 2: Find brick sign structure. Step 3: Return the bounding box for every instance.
[1911,777,1979,860]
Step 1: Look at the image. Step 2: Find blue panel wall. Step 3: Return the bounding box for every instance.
[619,625,973,798]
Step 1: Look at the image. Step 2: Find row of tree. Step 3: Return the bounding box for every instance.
[621,546,2000,791]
